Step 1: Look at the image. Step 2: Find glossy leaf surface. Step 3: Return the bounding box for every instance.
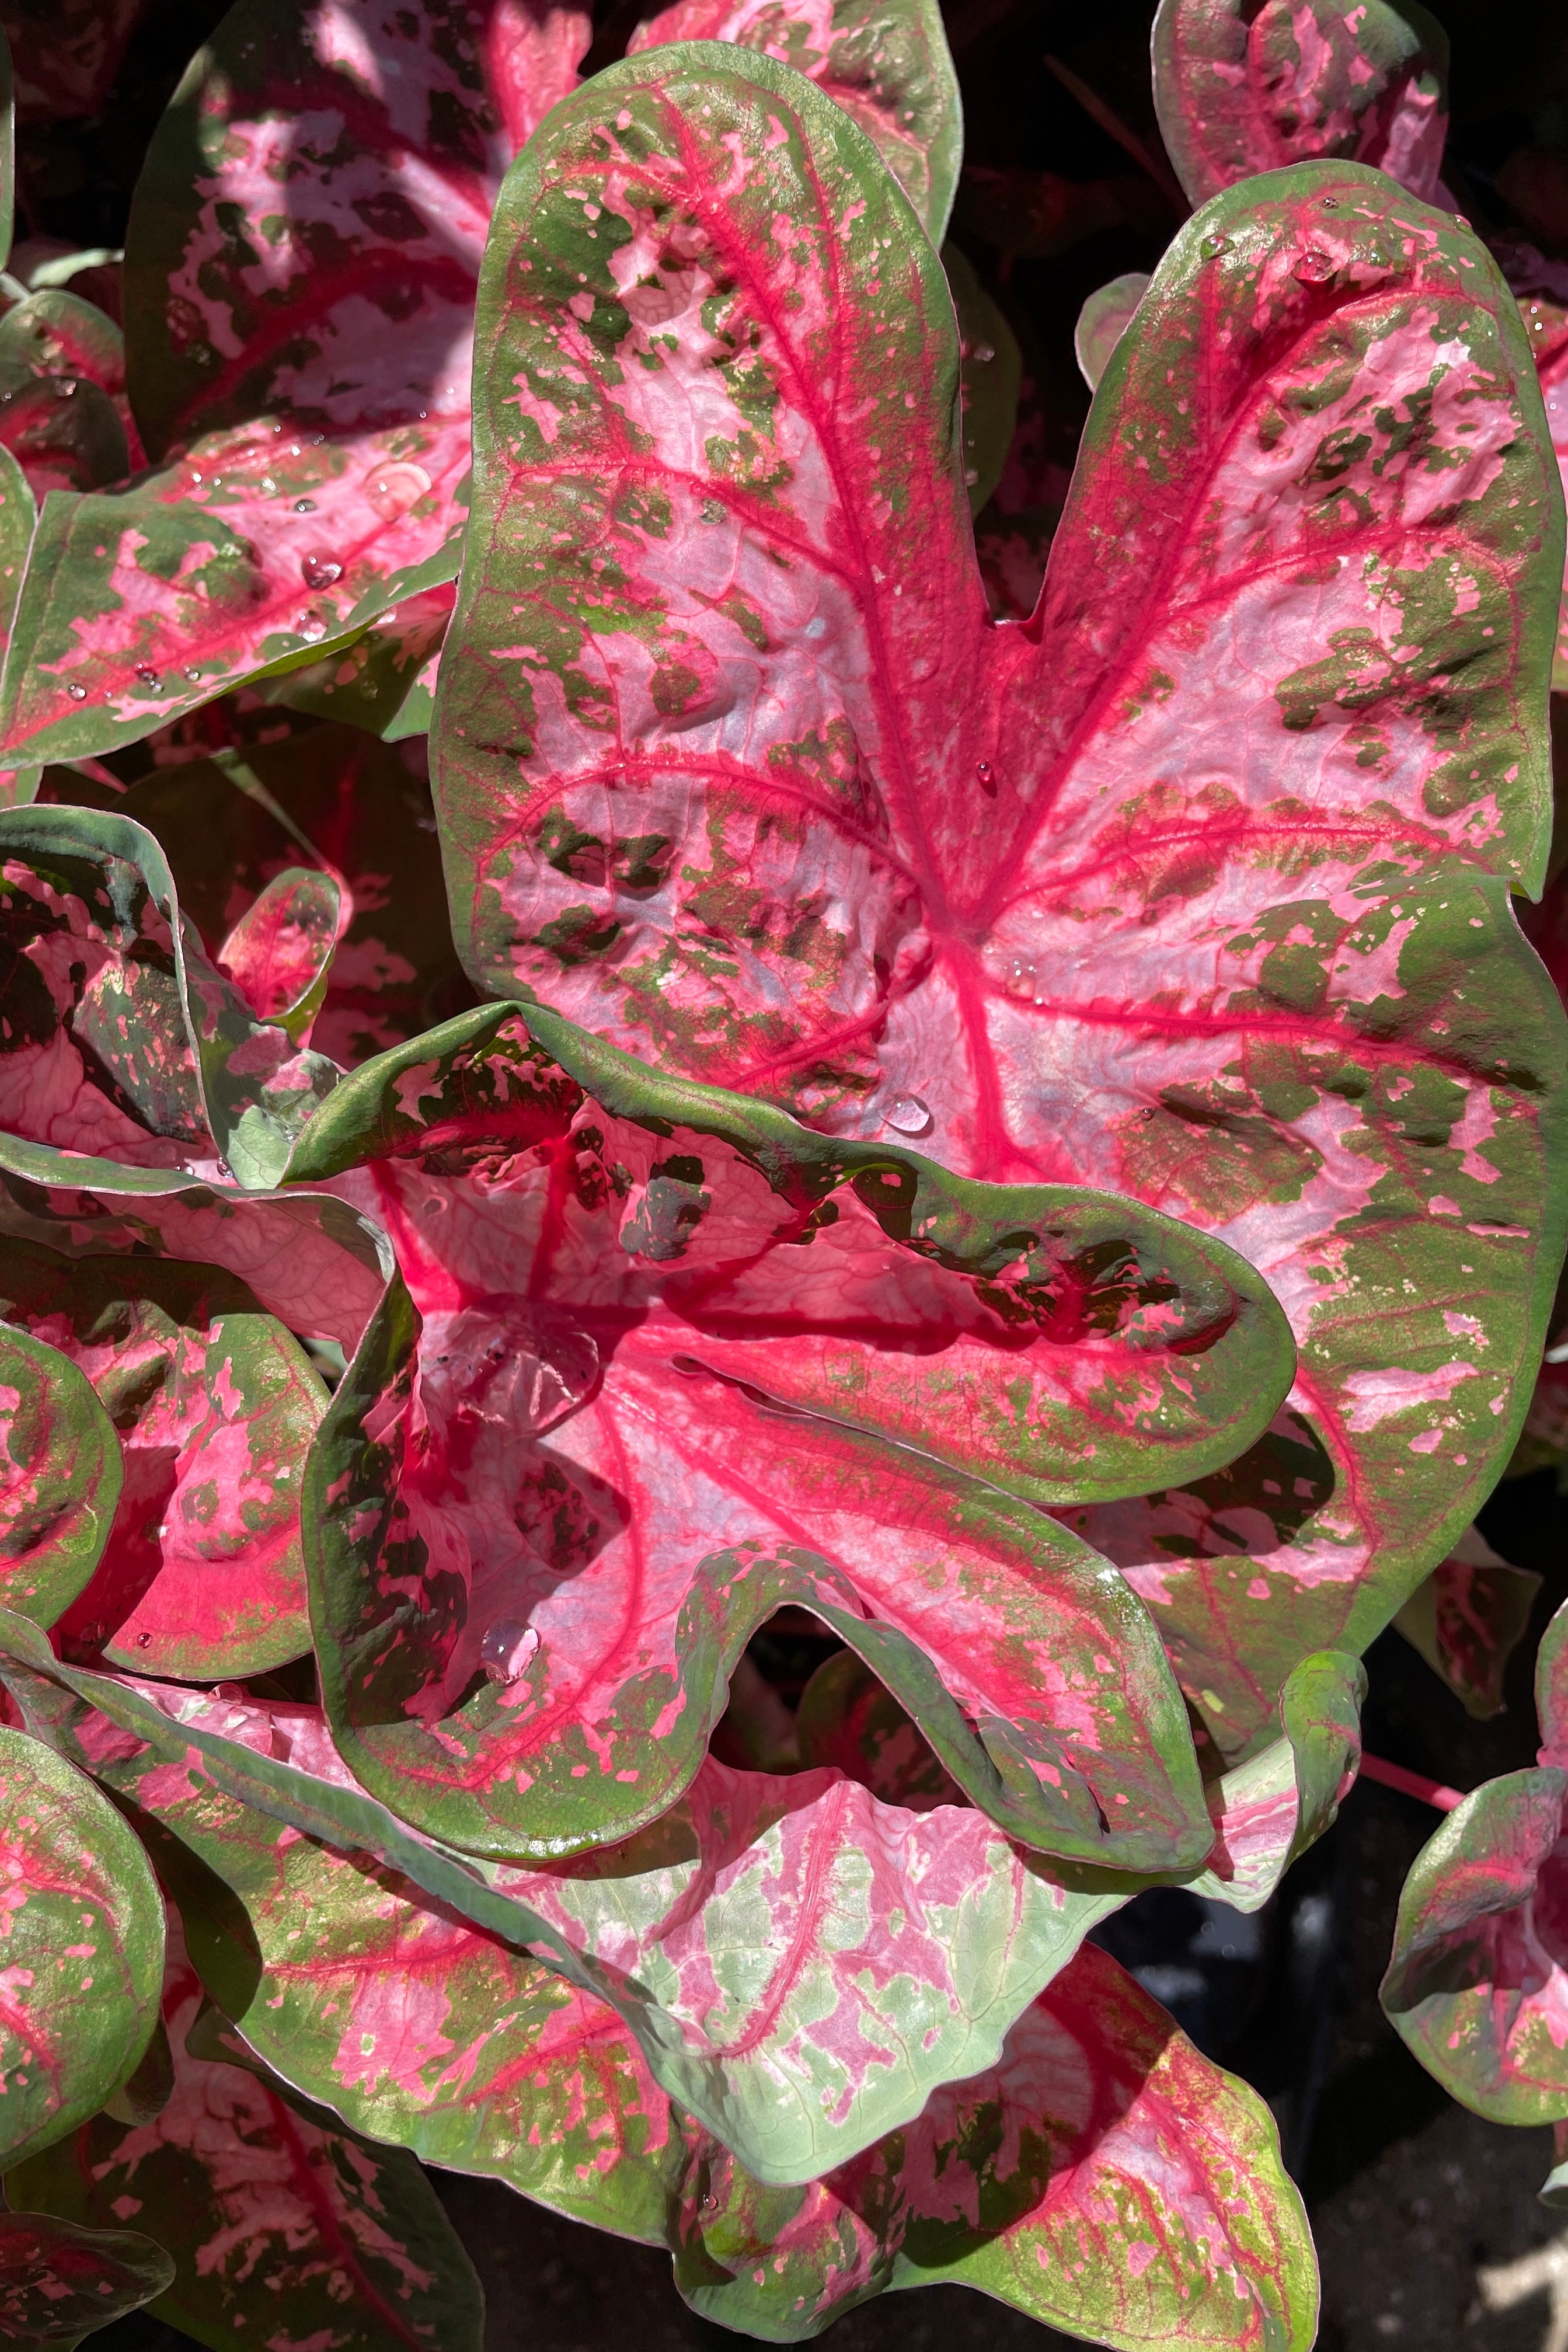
[1074,270,1149,390]
[0,2212,173,2351]
[0,1639,1121,2185]
[217,866,342,1043]
[628,0,959,239]
[0,1726,163,2169]
[0,0,961,769]
[0,1238,325,1677]
[673,1940,1316,2347]
[435,57,1567,1755]
[0,805,340,1186]
[0,1320,119,1628]
[1150,0,1449,208]
[288,1001,1297,1863]
[10,1943,486,2352]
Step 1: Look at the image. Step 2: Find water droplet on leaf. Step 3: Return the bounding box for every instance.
[293,497,316,513]
[1001,957,1038,1001]
[65,682,87,700]
[975,759,995,790]
[883,1094,932,1136]
[363,460,432,521]
[1200,233,1229,259]
[300,552,342,590]
[480,1619,540,1685]
[1293,249,1334,284]
[134,665,159,689]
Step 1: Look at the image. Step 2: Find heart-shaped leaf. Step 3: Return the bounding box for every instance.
[286,1001,1296,1865]
[0,2212,174,2351]
[673,1938,1316,2347]
[0,1318,120,1627]
[0,1236,326,1678]
[1150,0,1449,208]
[0,805,340,1185]
[0,0,961,770]
[1392,1524,1542,1719]
[9,1937,486,2352]
[433,49,1567,1757]
[0,1724,164,2169]
[0,1634,1123,2184]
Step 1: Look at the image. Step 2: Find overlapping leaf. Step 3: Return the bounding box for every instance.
[1392,1524,1542,1719]
[1382,1595,1568,2120]
[0,2211,173,2351]
[45,726,473,1068]
[0,0,962,768]
[0,1631,1124,2184]
[281,999,1297,1862]
[1,0,150,124]
[0,1237,326,1677]
[0,1725,164,2169]
[0,1319,119,1626]
[433,49,1568,1756]
[0,805,340,1184]
[1149,0,1449,209]
[10,1939,486,2352]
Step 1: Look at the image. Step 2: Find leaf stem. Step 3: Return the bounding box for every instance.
[1357,1752,1466,1812]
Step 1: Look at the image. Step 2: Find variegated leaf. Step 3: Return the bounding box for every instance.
[1075,270,1149,390]
[0,1636,1122,2185]
[1188,1648,1364,1914]
[0,1724,164,2169]
[1150,0,1449,209]
[944,243,1021,515]
[1521,298,1568,690]
[1380,1765,1568,2123]
[286,1001,1297,1865]
[1392,1524,1542,1719]
[0,804,340,1186]
[0,0,961,770]
[55,726,472,1070]
[0,1136,393,1355]
[0,1319,119,1628]
[627,0,959,240]
[433,54,1567,1757]
[795,1647,964,1809]
[673,1940,1316,2347]
[217,866,343,1044]
[255,585,456,742]
[9,1938,486,2352]
[0,2212,173,2350]
[0,1237,325,1678]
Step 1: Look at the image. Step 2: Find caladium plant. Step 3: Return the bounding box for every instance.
[0,0,1563,2342]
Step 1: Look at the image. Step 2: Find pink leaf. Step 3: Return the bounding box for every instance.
[0,1319,120,1629]
[1150,0,1450,209]
[433,51,1567,1753]
[218,866,344,1043]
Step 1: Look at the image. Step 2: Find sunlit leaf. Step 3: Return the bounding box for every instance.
[9,1937,486,2352]
[433,47,1566,1757]
[0,1635,1124,2185]
[1150,0,1449,208]
[0,1724,164,2169]
[0,1236,325,1677]
[217,866,342,1044]
[285,1001,1297,1865]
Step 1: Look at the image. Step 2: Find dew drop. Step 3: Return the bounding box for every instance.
[963,466,978,486]
[972,342,995,364]
[882,1093,932,1137]
[363,459,432,521]
[259,475,277,493]
[134,664,160,689]
[1200,233,1229,259]
[1001,957,1038,1001]
[299,610,328,644]
[136,1631,152,1647]
[1293,248,1334,284]
[480,1619,540,1685]
[301,552,343,590]
[215,1157,233,1180]
[294,497,316,513]
[185,667,202,681]
[975,759,995,790]
[65,682,88,700]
